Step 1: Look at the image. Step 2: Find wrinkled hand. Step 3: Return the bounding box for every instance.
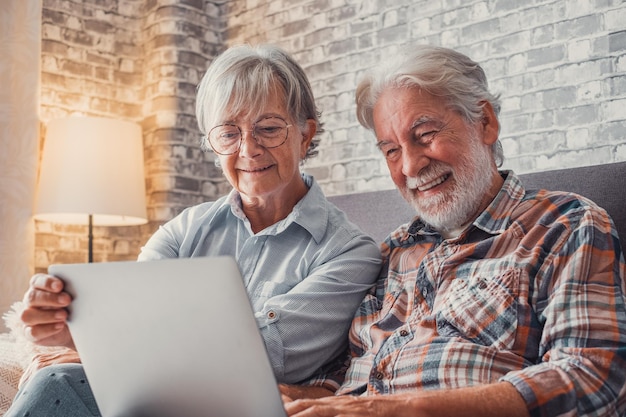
[21,273,75,349]
[285,383,530,417]
[284,394,412,417]
[279,384,334,404]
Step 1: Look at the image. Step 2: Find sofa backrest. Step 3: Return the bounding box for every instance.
[328,161,626,257]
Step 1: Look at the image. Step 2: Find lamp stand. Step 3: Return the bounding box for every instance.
[88,214,93,263]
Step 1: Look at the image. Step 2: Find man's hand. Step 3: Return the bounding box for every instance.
[283,382,530,417]
[279,384,334,404]
[21,273,75,349]
[284,394,411,417]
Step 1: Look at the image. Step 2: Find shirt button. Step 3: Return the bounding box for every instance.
[267,310,276,319]
[375,371,384,380]
[422,288,428,298]
[400,330,409,337]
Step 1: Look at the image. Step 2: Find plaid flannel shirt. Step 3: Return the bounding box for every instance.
[320,171,626,416]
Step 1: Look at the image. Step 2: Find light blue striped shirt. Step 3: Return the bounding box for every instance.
[138,174,382,384]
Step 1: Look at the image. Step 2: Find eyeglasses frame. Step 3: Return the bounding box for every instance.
[207,116,293,155]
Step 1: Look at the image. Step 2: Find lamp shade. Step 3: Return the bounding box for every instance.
[34,116,148,226]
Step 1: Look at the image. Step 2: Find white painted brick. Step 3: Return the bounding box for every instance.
[498,12,522,33]
[441,29,459,47]
[605,8,626,32]
[441,9,458,26]
[354,1,379,15]
[411,17,432,37]
[507,53,528,75]
[500,137,520,155]
[202,180,218,197]
[331,129,348,144]
[65,15,82,30]
[331,163,347,182]
[566,127,591,148]
[500,96,521,113]
[556,60,602,83]
[383,10,398,27]
[568,39,591,61]
[564,0,594,17]
[311,12,327,28]
[534,154,554,171]
[602,98,626,120]
[42,23,61,40]
[66,46,83,61]
[617,55,626,72]
[471,2,490,19]
[520,91,543,112]
[531,110,555,130]
[576,80,603,102]
[41,55,59,72]
[617,143,626,160]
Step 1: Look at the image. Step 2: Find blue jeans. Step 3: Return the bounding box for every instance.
[5,363,100,417]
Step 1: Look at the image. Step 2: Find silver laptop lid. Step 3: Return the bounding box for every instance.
[51,256,287,417]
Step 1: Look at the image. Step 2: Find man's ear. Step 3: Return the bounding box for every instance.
[300,119,317,158]
[479,101,499,146]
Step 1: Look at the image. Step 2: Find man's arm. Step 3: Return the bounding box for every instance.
[284,381,529,417]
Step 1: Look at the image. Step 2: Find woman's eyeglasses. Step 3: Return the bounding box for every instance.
[207,116,292,155]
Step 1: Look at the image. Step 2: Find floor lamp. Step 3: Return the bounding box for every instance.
[34,116,148,263]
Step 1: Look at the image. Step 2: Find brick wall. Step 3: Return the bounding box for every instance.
[39,0,141,268]
[37,0,228,270]
[37,0,626,268]
[225,0,626,195]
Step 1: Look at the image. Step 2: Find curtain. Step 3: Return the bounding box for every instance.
[0,0,42,331]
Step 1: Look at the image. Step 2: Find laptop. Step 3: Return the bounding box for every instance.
[50,256,287,417]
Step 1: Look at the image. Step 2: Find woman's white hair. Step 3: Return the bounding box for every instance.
[356,45,504,166]
[196,44,322,160]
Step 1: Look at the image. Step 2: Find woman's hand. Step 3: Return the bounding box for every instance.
[21,273,75,349]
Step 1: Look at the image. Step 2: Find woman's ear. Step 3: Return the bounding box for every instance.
[479,101,500,146]
[300,119,317,158]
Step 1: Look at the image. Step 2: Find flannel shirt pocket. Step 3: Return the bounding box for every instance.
[436,268,520,350]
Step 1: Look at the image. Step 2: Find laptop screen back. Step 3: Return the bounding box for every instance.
[51,257,287,417]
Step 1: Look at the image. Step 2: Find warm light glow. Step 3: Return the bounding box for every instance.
[34,116,148,226]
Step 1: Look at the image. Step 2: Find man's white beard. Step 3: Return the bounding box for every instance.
[403,137,495,234]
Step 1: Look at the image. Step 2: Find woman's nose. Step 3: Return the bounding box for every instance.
[238,129,263,157]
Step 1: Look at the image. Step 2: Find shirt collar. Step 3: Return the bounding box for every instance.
[472,170,525,235]
[224,173,327,242]
[289,174,328,243]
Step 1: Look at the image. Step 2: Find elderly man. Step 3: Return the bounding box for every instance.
[283,45,626,417]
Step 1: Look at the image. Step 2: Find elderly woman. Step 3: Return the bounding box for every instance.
[7,44,381,416]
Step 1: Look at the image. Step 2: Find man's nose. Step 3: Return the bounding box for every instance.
[401,147,430,177]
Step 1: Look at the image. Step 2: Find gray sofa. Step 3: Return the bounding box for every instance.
[328,162,626,256]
